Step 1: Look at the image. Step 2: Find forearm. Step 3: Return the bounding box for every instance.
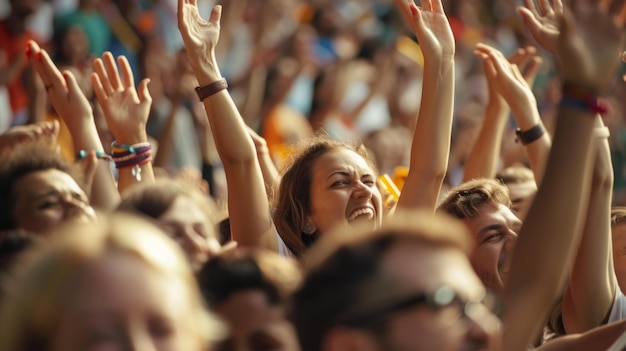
[397,58,454,210]
[511,97,551,185]
[152,100,181,168]
[503,107,597,350]
[115,132,155,195]
[563,127,615,333]
[463,100,509,181]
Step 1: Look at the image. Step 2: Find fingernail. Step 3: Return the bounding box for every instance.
[410,4,418,15]
[25,44,31,59]
[36,52,42,61]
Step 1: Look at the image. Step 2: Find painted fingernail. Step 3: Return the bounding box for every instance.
[36,52,42,61]
[25,44,31,59]
[410,4,418,15]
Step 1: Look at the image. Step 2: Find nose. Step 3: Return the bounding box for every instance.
[62,196,89,221]
[352,181,374,200]
[464,304,501,350]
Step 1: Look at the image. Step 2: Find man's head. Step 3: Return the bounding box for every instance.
[438,178,520,293]
[0,142,95,234]
[496,166,537,220]
[290,210,501,351]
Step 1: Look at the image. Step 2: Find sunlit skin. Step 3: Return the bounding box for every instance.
[308,148,383,236]
[49,252,204,351]
[12,169,96,234]
[505,181,537,221]
[612,223,626,293]
[214,290,301,351]
[355,243,501,351]
[462,204,520,293]
[158,196,221,266]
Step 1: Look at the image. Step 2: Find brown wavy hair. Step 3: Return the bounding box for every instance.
[273,134,376,256]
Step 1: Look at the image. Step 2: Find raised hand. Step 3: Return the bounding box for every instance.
[26,40,94,133]
[475,43,536,113]
[518,0,563,53]
[395,0,455,61]
[91,52,152,145]
[177,1,222,84]
[508,46,543,88]
[557,3,625,93]
[0,120,60,152]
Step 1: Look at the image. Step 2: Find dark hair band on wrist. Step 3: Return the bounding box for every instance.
[516,123,545,145]
[195,78,228,102]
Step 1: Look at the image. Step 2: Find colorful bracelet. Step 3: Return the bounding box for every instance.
[560,82,609,115]
[76,150,112,162]
[111,141,152,155]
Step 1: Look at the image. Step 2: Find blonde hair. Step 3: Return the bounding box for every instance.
[0,213,223,351]
[438,178,511,220]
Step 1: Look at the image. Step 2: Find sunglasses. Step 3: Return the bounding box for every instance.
[339,285,499,327]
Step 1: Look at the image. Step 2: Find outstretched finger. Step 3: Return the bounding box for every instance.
[521,56,543,86]
[118,55,135,89]
[518,7,545,41]
[553,0,564,13]
[103,52,122,92]
[419,0,433,12]
[91,72,108,106]
[430,0,444,13]
[93,58,113,96]
[524,0,540,18]
[537,0,554,16]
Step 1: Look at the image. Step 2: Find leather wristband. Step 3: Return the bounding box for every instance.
[195,78,228,102]
[515,124,545,145]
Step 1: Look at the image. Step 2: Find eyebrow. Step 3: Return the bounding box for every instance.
[33,190,61,201]
[327,170,351,180]
[479,224,505,238]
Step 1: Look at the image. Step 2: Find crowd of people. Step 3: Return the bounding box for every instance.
[1,0,626,350]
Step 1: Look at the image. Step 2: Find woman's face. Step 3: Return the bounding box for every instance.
[307,148,383,236]
[50,252,205,351]
[214,290,300,351]
[158,196,220,266]
[12,169,96,234]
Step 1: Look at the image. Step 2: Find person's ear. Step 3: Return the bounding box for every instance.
[322,326,380,351]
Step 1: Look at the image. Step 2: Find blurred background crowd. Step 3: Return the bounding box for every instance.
[2,0,626,203]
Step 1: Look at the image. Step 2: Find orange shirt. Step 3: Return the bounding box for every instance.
[0,20,37,114]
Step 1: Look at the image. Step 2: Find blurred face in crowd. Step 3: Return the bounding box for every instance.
[158,195,221,267]
[49,252,205,351]
[12,169,96,234]
[308,148,383,236]
[336,243,501,351]
[214,290,300,351]
[462,204,520,293]
[505,181,536,221]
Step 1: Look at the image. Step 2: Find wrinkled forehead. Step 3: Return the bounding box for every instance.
[312,148,375,178]
[381,243,486,300]
[15,169,86,197]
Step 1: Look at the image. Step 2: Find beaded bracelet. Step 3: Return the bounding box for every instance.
[560,82,609,115]
[76,150,113,162]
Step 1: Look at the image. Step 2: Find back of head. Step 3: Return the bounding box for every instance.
[0,212,219,351]
[197,248,302,307]
[290,210,472,351]
[118,178,219,225]
[437,178,511,220]
[273,133,375,256]
[0,142,80,231]
[496,165,535,186]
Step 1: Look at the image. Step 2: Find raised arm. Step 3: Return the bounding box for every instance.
[503,3,625,350]
[464,46,545,182]
[394,0,455,212]
[474,43,551,185]
[26,41,120,210]
[177,2,275,250]
[91,52,155,194]
[562,118,617,333]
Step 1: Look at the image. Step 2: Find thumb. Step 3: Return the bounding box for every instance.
[137,78,152,104]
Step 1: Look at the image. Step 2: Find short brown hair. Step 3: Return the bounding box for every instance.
[273,133,376,256]
[437,178,511,220]
[0,142,81,231]
[290,210,472,351]
[611,207,626,226]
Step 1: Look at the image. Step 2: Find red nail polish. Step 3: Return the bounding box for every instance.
[410,4,417,15]
[25,45,31,59]
[36,52,42,61]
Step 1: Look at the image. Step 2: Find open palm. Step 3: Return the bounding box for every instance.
[177,1,222,79]
[518,0,563,53]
